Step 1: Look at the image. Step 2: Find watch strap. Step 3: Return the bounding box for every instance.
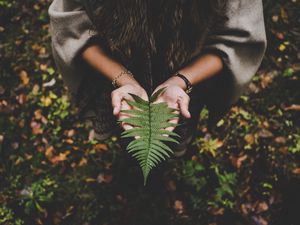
[174,72,193,94]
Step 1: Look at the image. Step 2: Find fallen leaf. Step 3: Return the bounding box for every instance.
[292,168,300,175]
[43,78,56,87]
[64,139,74,145]
[166,180,176,191]
[79,158,87,167]
[85,178,97,183]
[45,146,54,159]
[210,207,225,216]
[256,201,269,213]
[275,136,286,144]
[19,70,30,85]
[50,151,70,164]
[284,104,300,111]
[244,134,255,145]
[257,129,274,138]
[65,129,75,137]
[34,109,43,120]
[16,94,27,105]
[174,200,184,214]
[97,173,113,184]
[40,96,52,107]
[94,143,108,151]
[251,215,268,225]
[30,121,43,135]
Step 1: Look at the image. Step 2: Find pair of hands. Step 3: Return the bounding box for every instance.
[111,77,191,132]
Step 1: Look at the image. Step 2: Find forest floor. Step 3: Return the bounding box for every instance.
[0,1,299,225]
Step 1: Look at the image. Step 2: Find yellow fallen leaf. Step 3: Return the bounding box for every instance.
[40,96,52,107]
[19,70,30,85]
[279,44,286,51]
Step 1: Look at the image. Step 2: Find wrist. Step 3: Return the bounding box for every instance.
[116,74,140,87]
[161,76,186,91]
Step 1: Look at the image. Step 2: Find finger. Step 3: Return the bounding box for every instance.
[165,117,179,133]
[119,100,134,131]
[164,102,180,133]
[178,96,191,119]
[111,91,125,115]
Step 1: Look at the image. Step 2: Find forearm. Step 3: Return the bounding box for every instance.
[81,44,140,87]
[163,53,224,90]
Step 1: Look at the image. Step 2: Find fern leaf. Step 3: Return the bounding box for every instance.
[119,87,181,185]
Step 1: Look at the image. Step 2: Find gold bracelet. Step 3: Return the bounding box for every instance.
[112,69,133,88]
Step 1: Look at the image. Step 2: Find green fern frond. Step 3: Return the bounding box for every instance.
[119,87,181,185]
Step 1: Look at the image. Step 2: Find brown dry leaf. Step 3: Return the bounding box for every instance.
[97,173,113,184]
[256,201,269,213]
[45,146,54,159]
[235,155,248,169]
[239,119,248,127]
[19,70,30,85]
[16,94,27,105]
[34,109,44,120]
[260,73,274,89]
[66,129,75,137]
[292,168,300,175]
[79,158,87,167]
[50,151,70,164]
[276,32,285,40]
[31,43,41,51]
[257,129,274,138]
[64,139,74,145]
[39,47,46,55]
[25,153,33,160]
[216,139,223,148]
[191,155,197,161]
[284,104,300,111]
[241,203,252,215]
[252,216,268,225]
[174,200,184,214]
[210,207,225,216]
[35,218,43,225]
[0,134,4,143]
[275,136,286,144]
[272,15,279,22]
[166,180,176,191]
[40,64,48,71]
[30,121,43,135]
[279,146,288,154]
[94,143,108,151]
[244,134,255,145]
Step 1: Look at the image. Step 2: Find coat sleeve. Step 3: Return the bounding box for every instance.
[48,0,98,95]
[199,0,267,128]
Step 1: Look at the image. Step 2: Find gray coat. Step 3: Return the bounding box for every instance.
[48,0,267,139]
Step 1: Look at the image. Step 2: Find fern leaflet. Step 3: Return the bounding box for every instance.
[119,88,181,185]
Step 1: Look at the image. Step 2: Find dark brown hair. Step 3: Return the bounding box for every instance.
[84,0,228,71]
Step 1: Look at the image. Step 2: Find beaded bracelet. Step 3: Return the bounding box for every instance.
[111,69,134,88]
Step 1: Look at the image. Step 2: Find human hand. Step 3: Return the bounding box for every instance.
[152,77,191,132]
[111,83,148,131]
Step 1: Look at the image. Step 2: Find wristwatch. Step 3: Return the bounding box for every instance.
[174,72,193,94]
